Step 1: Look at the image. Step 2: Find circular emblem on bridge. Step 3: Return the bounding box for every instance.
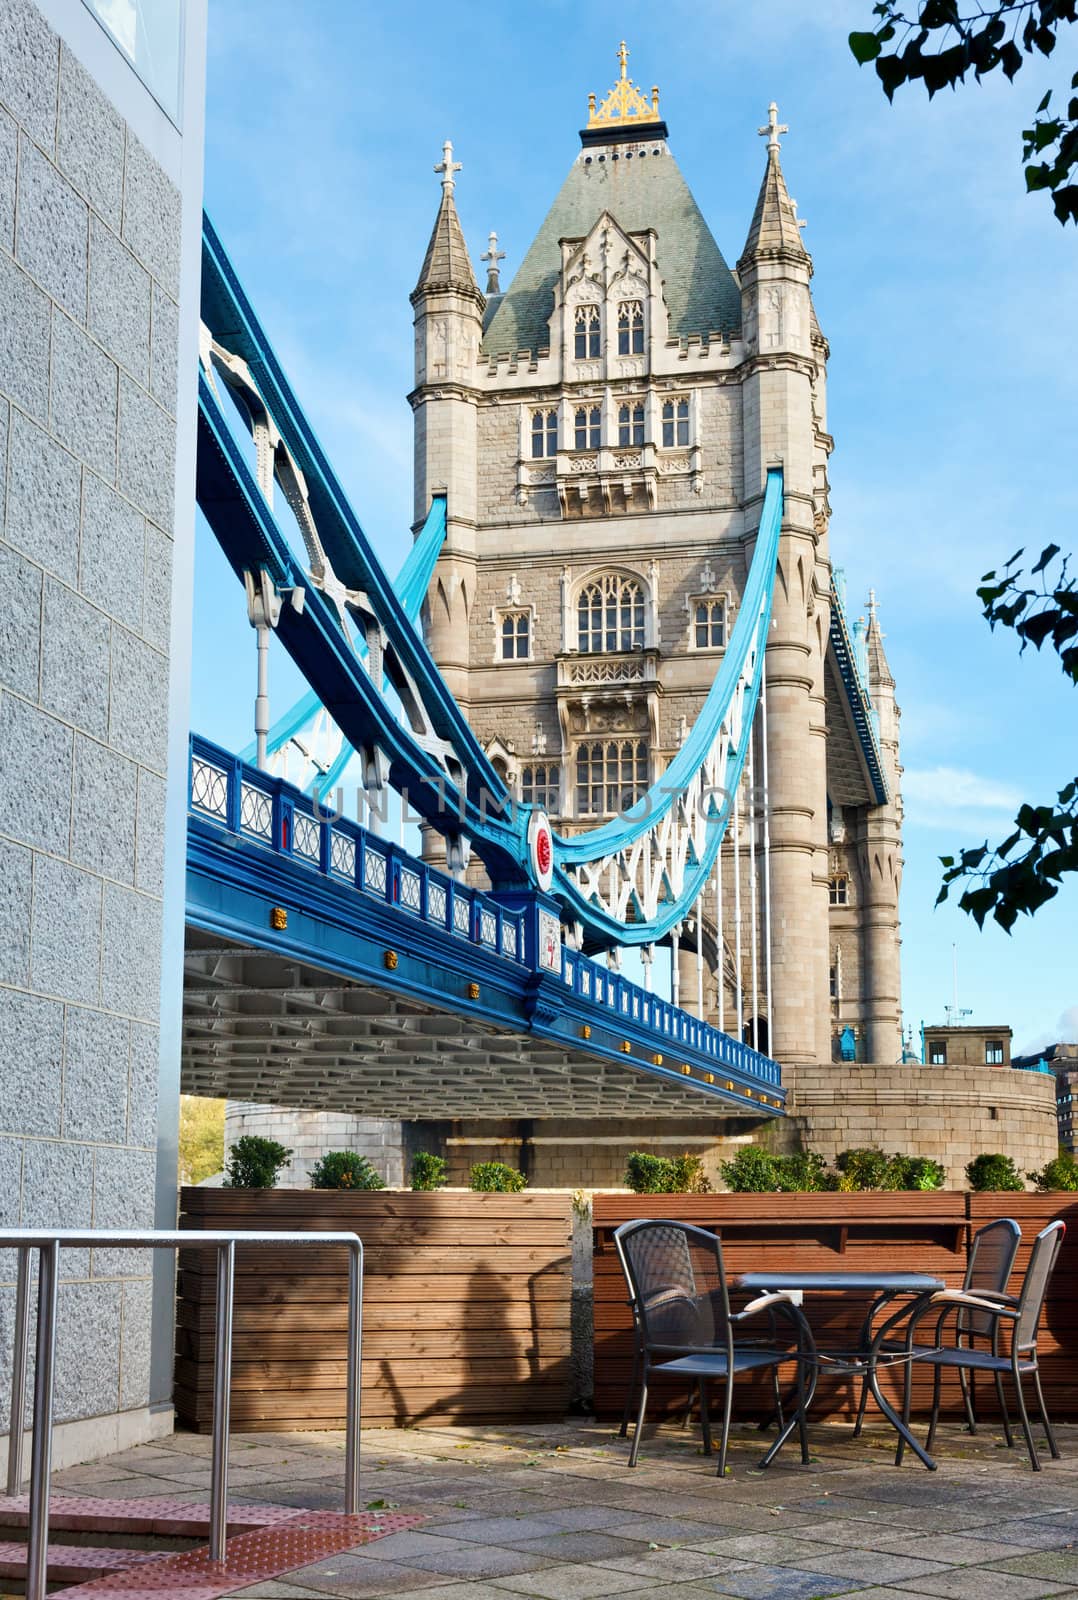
[528,809,554,893]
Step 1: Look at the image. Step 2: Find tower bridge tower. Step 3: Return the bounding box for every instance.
[409,48,904,1170]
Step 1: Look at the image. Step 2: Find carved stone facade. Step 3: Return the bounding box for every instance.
[410,79,905,1077]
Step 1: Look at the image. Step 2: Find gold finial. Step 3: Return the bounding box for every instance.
[586,41,661,130]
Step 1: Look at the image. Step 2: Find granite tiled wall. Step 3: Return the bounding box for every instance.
[0,0,181,1436]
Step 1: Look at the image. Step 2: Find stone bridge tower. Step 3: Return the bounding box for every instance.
[409,48,905,1174]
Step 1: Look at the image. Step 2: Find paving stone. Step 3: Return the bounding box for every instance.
[888,1567,1073,1598]
[507,1531,646,1562]
[492,1562,664,1597]
[89,216,150,382]
[597,1544,740,1580]
[899,1533,1054,1566]
[0,0,58,153]
[80,467,145,629]
[50,308,118,480]
[16,135,87,319]
[5,408,81,582]
[697,1563,874,1599]
[990,1551,1078,1582]
[57,44,124,228]
[792,1549,948,1583]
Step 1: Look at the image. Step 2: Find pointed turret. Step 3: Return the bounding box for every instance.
[412,141,483,304]
[740,105,810,267]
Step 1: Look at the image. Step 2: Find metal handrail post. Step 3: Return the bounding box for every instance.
[25,1241,58,1600]
[344,1239,363,1512]
[6,1246,32,1495]
[209,1240,235,1562]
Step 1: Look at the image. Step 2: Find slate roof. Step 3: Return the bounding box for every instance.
[481,142,741,357]
[740,148,809,264]
[414,189,481,300]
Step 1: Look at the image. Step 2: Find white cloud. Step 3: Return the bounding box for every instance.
[902,765,1022,831]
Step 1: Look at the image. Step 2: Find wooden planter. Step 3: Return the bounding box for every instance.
[175,1188,573,1431]
[592,1191,1078,1423]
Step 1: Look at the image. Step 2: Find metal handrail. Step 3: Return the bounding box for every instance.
[0,1228,363,1600]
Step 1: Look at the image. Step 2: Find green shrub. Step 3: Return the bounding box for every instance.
[410,1152,448,1191]
[310,1151,383,1190]
[720,1146,781,1192]
[1029,1152,1078,1191]
[896,1155,946,1191]
[774,1151,832,1192]
[624,1152,670,1193]
[469,1161,526,1192]
[966,1152,1025,1192]
[835,1147,892,1191]
[669,1153,711,1194]
[225,1135,292,1189]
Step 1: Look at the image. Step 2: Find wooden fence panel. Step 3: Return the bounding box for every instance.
[175,1188,572,1431]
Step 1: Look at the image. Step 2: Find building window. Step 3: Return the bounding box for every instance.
[530,409,557,459]
[617,301,644,355]
[500,611,530,660]
[574,305,600,360]
[575,738,648,817]
[521,763,560,812]
[829,964,838,999]
[662,397,690,447]
[985,1039,1004,1065]
[928,1041,947,1065]
[574,405,601,450]
[617,402,645,447]
[693,598,726,650]
[577,574,645,653]
[829,875,848,906]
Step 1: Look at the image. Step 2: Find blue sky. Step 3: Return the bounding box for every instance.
[194,0,1078,1054]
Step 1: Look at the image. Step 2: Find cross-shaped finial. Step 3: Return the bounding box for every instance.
[617,40,629,78]
[434,139,462,194]
[790,197,808,230]
[481,229,506,293]
[758,101,788,154]
[867,587,879,625]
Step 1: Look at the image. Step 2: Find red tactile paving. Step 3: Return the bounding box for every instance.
[0,1494,298,1538]
[60,1510,425,1599]
[0,1540,161,1583]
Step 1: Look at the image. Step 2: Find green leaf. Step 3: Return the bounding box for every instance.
[1037,89,1053,113]
[1032,543,1061,573]
[849,30,883,63]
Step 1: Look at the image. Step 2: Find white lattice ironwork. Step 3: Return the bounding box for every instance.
[501,920,518,959]
[330,831,356,880]
[453,895,471,936]
[428,881,447,926]
[239,783,273,841]
[398,866,421,912]
[479,909,497,949]
[293,812,320,862]
[191,757,229,820]
[363,846,387,894]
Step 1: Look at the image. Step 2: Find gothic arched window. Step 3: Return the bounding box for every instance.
[661,396,690,447]
[617,301,644,355]
[617,402,645,447]
[574,305,601,360]
[521,764,560,813]
[530,408,557,459]
[575,739,648,817]
[693,598,726,649]
[577,574,645,653]
[574,405,601,450]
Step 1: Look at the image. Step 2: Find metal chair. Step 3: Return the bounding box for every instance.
[613,1218,810,1477]
[894,1219,1064,1471]
[853,1216,1021,1440]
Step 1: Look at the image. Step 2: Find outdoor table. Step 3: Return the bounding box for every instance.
[736,1269,947,1471]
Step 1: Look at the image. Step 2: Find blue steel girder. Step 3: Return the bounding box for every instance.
[185,735,784,1114]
